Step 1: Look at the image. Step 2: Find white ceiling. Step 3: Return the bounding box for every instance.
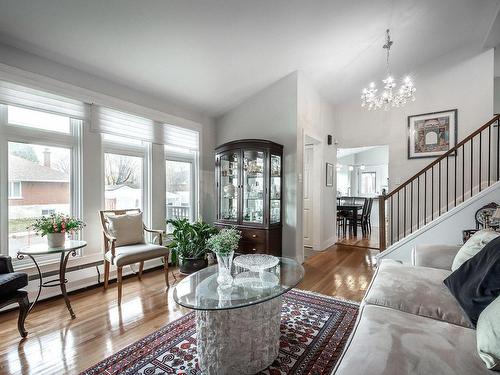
[0,0,498,117]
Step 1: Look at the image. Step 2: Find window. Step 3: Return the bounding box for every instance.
[166,159,193,221]
[8,105,70,133]
[8,181,22,199]
[104,153,143,210]
[360,172,377,196]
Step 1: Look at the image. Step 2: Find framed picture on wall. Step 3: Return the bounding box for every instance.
[407,109,457,159]
[326,163,334,187]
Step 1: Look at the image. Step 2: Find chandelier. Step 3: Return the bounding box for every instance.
[361,29,416,110]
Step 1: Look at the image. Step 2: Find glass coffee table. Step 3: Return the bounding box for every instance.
[173,256,304,375]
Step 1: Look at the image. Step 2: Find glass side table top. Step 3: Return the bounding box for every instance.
[17,240,87,255]
[173,257,304,311]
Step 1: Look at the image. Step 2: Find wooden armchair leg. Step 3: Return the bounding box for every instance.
[117,267,123,305]
[163,256,169,288]
[18,294,29,338]
[138,261,144,280]
[104,260,110,290]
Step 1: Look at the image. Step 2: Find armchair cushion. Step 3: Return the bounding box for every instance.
[106,213,145,247]
[105,243,169,266]
[0,272,28,298]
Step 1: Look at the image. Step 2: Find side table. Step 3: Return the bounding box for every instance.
[17,240,87,319]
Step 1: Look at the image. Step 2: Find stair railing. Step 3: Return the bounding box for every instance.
[379,114,500,250]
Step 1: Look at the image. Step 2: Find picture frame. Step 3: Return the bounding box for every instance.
[407,109,457,159]
[326,163,334,187]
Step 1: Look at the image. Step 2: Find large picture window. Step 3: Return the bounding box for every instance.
[1,103,81,258]
[166,159,193,221]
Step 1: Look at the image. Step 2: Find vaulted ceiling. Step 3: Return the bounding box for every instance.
[0,0,498,117]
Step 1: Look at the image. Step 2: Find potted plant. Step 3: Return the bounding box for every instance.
[28,213,86,248]
[207,227,241,286]
[167,218,218,274]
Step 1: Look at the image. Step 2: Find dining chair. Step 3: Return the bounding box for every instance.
[99,209,169,305]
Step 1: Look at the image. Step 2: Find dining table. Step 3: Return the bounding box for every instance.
[337,203,364,236]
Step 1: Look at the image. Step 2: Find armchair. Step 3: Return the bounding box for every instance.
[99,209,169,305]
[0,255,29,337]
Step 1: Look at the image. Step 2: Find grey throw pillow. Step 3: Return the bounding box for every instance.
[477,296,500,371]
[451,229,499,271]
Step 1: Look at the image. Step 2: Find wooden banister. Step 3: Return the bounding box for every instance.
[379,114,500,250]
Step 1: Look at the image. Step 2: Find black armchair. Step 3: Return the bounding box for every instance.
[0,255,29,337]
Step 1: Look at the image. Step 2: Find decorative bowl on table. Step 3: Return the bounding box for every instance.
[234,254,279,272]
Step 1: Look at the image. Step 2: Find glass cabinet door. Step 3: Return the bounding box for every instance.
[219,151,239,222]
[270,154,282,224]
[242,150,265,224]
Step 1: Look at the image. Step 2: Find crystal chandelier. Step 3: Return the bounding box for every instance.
[361,29,416,110]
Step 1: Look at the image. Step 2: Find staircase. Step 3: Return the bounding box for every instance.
[378,114,500,250]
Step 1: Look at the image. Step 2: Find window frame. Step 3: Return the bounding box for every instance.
[0,104,83,265]
[165,147,198,223]
[8,181,22,199]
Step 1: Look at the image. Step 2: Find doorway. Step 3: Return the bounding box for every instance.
[303,135,321,259]
[336,145,389,249]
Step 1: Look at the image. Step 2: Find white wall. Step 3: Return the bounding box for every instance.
[334,48,495,191]
[297,73,337,252]
[379,181,500,263]
[216,72,299,259]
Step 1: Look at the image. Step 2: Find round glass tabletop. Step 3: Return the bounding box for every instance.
[17,240,87,255]
[173,256,304,311]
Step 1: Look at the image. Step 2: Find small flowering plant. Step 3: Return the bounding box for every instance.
[28,213,86,237]
[207,227,241,256]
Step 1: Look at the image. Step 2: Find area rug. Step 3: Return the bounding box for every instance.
[81,289,358,375]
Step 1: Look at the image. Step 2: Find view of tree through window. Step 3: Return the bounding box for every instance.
[166,160,192,221]
[104,153,143,210]
[8,142,71,255]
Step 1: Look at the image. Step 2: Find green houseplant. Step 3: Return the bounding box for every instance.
[167,218,218,274]
[28,213,86,248]
[207,227,241,286]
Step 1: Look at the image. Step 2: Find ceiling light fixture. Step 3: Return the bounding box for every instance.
[361,29,416,110]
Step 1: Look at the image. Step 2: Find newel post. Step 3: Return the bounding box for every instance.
[378,194,386,251]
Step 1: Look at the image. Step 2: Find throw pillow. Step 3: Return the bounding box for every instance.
[444,235,500,326]
[106,212,145,247]
[477,295,500,371]
[451,229,499,271]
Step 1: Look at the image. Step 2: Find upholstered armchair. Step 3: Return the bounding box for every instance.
[0,255,30,337]
[99,209,169,305]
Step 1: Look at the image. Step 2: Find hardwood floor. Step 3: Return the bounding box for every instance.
[0,245,376,375]
[336,226,380,249]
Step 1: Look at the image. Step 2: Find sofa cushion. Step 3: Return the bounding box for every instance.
[477,296,500,371]
[412,244,461,270]
[0,272,28,297]
[365,259,472,328]
[451,229,499,271]
[105,243,169,266]
[106,213,145,247]
[444,235,500,326]
[333,305,490,375]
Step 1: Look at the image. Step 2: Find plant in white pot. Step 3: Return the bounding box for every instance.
[28,213,86,248]
[207,227,241,287]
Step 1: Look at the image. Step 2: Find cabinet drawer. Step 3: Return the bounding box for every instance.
[240,229,267,244]
[238,241,266,254]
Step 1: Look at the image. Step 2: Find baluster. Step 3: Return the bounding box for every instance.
[410,180,413,234]
[431,166,434,221]
[446,155,449,212]
[390,195,394,245]
[403,187,406,237]
[470,138,473,198]
[462,145,465,203]
[438,161,441,216]
[424,171,427,225]
[397,192,400,241]
[488,124,491,186]
[454,148,457,207]
[417,176,420,230]
[497,119,500,181]
[479,132,482,192]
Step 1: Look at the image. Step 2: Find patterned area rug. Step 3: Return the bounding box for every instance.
[81,289,358,375]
